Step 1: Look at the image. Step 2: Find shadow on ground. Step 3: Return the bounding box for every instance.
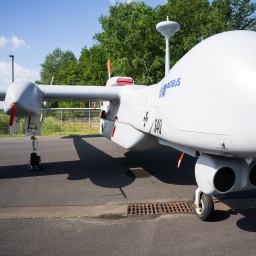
[0,135,197,189]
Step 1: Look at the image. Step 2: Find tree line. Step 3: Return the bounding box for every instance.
[36,0,256,108]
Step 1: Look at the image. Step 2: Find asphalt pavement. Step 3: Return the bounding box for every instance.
[1,135,256,256]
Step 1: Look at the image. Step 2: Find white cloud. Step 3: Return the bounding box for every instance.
[0,35,29,49]
[0,36,9,48]
[10,34,29,50]
[0,60,39,88]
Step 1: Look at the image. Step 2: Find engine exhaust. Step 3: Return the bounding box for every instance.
[213,167,236,193]
[195,154,248,195]
[249,163,256,187]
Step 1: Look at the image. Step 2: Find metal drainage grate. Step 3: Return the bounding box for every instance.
[127,202,193,216]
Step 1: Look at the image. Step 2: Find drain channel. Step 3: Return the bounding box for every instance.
[127,201,193,216]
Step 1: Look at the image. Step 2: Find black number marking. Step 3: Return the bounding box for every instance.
[154,119,162,134]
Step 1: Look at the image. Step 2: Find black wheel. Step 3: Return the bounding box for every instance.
[29,153,40,171]
[30,153,38,166]
[193,193,214,221]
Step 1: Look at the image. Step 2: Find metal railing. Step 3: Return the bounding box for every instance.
[0,107,101,136]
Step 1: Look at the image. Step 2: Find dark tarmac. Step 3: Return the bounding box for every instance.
[1,135,256,256]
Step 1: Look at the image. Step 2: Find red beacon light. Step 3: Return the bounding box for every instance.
[116,78,133,85]
[106,77,134,87]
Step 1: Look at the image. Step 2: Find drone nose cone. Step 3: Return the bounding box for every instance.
[4,81,41,116]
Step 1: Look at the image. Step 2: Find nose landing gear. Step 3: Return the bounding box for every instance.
[193,188,214,221]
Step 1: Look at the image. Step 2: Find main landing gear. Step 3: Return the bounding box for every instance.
[28,135,41,171]
[193,187,214,221]
[25,116,41,172]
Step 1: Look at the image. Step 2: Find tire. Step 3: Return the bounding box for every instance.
[30,153,38,166]
[193,193,214,221]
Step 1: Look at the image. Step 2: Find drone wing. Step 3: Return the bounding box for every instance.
[4,81,120,116]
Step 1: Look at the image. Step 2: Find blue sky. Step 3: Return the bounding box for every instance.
[0,0,167,89]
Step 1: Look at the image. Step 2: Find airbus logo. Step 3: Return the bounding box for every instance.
[159,77,181,98]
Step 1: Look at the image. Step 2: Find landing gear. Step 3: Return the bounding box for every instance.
[28,136,41,172]
[29,152,40,171]
[193,188,214,221]
[25,116,41,171]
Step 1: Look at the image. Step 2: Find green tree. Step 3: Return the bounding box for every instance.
[93,0,231,84]
[57,50,79,85]
[211,0,256,30]
[155,0,226,65]
[39,48,82,107]
[94,2,163,84]
[40,48,79,85]
[77,45,108,86]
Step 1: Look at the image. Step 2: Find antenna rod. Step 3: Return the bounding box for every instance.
[165,36,170,76]
[156,18,180,75]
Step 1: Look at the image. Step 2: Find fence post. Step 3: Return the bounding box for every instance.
[89,101,91,127]
[61,110,63,132]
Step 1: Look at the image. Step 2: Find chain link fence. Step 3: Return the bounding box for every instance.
[0,105,101,136]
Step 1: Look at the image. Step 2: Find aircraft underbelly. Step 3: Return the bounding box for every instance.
[175,130,233,156]
[111,122,160,150]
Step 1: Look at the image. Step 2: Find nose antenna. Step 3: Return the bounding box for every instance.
[156,17,180,75]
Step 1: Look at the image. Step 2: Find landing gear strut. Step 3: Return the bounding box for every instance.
[25,116,41,171]
[193,188,214,221]
[28,135,41,171]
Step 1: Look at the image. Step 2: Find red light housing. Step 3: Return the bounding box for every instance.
[116,78,133,85]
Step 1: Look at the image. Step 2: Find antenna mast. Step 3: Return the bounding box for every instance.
[156,17,180,76]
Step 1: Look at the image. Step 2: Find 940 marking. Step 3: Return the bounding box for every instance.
[154,119,162,134]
